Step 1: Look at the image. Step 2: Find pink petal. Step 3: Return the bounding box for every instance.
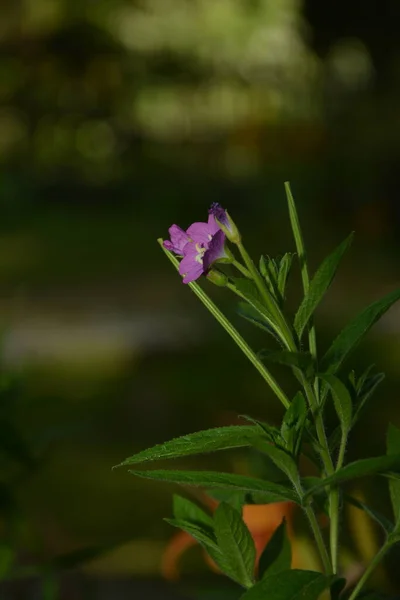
[182,263,204,283]
[186,222,211,245]
[207,213,220,235]
[178,244,198,275]
[168,224,190,252]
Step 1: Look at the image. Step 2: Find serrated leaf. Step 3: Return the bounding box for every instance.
[294,233,354,339]
[115,425,263,468]
[252,439,300,485]
[258,519,291,578]
[319,373,352,435]
[130,469,300,504]
[321,289,400,375]
[173,495,214,528]
[344,494,394,534]
[240,415,281,445]
[214,503,256,588]
[239,569,335,600]
[167,517,238,581]
[166,518,219,551]
[387,424,400,526]
[303,454,400,500]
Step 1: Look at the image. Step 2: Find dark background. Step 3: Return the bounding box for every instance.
[0,0,400,597]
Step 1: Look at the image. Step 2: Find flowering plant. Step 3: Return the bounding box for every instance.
[117,184,400,599]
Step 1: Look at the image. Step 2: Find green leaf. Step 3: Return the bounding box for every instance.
[206,489,280,508]
[259,350,314,375]
[344,494,394,534]
[232,278,263,305]
[236,303,279,340]
[303,454,400,500]
[258,519,291,578]
[302,477,329,515]
[277,253,294,302]
[239,569,335,600]
[167,517,238,581]
[239,415,281,445]
[214,503,256,588]
[355,364,376,393]
[281,392,308,457]
[232,278,278,335]
[387,424,400,526]
[173,495,214,528]
[252,440,300,485]
[352,372,385,427]
[321,289,400,375]
[319,374,352,434]
[114,425,264,467]
[166,518,219,551]
[130,469,300,503]
[259,254,294,308]
[294,233,354,339]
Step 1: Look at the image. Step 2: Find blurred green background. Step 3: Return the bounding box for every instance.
[1,0,400,597]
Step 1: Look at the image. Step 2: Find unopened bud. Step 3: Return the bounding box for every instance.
[206,269,228,287]
[209,203,241,244]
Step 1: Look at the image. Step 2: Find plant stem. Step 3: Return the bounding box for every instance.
[285,181,318,361]
[292,479,332,575]
[347,541,392,600]
[226,281,277,337]
[304,505,333,575]
[159,240,290,409]
[285,182,343,575]
[236,242,295,351]
[232,260,252,278]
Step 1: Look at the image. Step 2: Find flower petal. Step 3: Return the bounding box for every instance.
[165,224,191,255]
[182,262,204,283]
[209,203,231,232]
[186,221,211,245]
[203,230,227,271]
[178,243,198,275]
[207,213,220,235]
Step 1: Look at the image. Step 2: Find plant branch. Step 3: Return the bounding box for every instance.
[159,240,290,409]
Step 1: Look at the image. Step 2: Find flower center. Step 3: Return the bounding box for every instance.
[195,242,206,264]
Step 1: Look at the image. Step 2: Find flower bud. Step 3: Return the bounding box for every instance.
[206,269,228,287]
[209,203,241,244]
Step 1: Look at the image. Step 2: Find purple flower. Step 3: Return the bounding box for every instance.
[209,202,230,231]
[163,214,231,284]
[163,225,190,255]
[209,202,241,244]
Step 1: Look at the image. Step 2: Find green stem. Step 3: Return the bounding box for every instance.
[292,479,332,575]
[285,182,342,574]
[337,433,347,471]
[347,541,392,600]
[304,505,333,575]
[232,260,252,278]
[159,240,290,409]
[226,281,278,337]
[236,242,295,351]
[285,181,318,360]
